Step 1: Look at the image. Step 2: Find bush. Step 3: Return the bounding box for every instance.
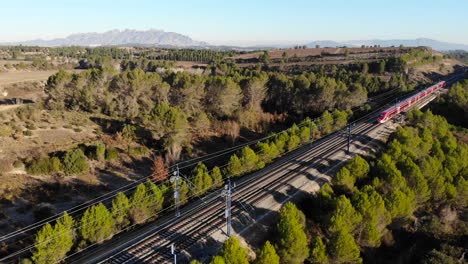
[128,145,150,158]
[27,156,60,175]
[26,123,36,130]
[23,130,33,136]
[96,144,106,161]
[61,149,89,175]
[13,160,24,169]
[105,147,119,161]
[0,124,13,137]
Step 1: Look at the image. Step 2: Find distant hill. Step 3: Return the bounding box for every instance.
[1,29,208,47]
[306,38,468,51]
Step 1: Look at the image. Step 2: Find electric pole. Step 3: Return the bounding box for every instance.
[171,243,177,264]
[347,122,353,154]
[309,119,313,144]
[221,180,234,237]
[170,165,181,218]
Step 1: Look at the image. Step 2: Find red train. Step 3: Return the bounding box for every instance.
[377,81,446,123]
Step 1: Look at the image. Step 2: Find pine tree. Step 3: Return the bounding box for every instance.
[80,203,115,244]
[333,167,355,193]
[145,179,165,214]
[210,256,227,264]
[255,241,280,264]
[32,211,76,264]
[192,162,213,196]
[345,155,370,180]
[32,223,56,264]
[54,212,75,258]
[226,154,243,177]
[309,237,328,264]
[329,228,362,263]
[129,183,150,224]
[111,192,130,228]
[211,166,224,188]
[328,195,362,233]
[319,111,334,135]
[239,146,264,173]
[276,202,309,264]
[353,185,391,247]
[220,236,250,264]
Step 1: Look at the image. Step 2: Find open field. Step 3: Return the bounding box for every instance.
[0,70,57,85]
[230,47,410,60]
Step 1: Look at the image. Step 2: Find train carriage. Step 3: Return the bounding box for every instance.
[377,81,445,123]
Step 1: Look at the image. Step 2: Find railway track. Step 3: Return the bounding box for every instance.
[99,119,379,264]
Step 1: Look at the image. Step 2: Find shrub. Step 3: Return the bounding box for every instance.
[13,160,24,169]
[128,146,150,158]
[61,149,89,175]
[27,157,59,175]
[23,130,33,136]
[26,123,36,130]
[105,147,119,161]
[0,124,13,137]
[96,144,106,161]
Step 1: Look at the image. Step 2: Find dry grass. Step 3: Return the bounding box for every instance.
[231,47,408,60]
[0,70,58,85]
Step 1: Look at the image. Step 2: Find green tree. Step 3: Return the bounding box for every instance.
[211,166,224,188]
[379,60,386,73]
[309,237,328,264]
[329,228,362,264]
[220,236,250,264]
[226,154,243,177]
[345,155,370,180]
[319,111,334,135]
[299,125,311,144]
[353,186,391,247]
[210,256,227,264]
[329,195,362,233]
[145,179,165,214]
[129,183,150,224]
[255,241,280,264]
[111,192,131,228]
[239,146,264,173]
[276,202,309,264]
[32,212,76,264]
[332,109,348,131]
[333,167,355,193]
[385,188,416,219]
[205,76,242,118]
[192,162,213,196]
[80,203,115,244]
[32,223,56,264]
[287,135,301,151]
[61,148,89,175]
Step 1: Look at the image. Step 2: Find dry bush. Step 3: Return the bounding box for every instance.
[151,156,169,182]
[0,159,13,174]
[224,120,240,143]
[0,124,13,137]
[165,144,182,164]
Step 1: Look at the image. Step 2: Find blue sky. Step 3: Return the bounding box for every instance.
[1,0,467,46]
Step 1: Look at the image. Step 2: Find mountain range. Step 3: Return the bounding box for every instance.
[1,29,207,47]
[1,29,468,51]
